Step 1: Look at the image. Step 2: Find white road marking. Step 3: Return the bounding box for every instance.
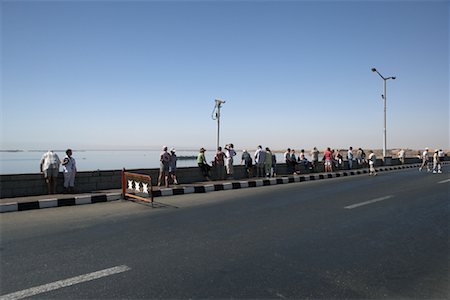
[0,265,131,300]
[345,195,394,209]
[438,179,450,184]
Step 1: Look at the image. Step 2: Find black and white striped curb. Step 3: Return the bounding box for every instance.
[152,164,424,197]
[0,193,122,213]
[1,162,442,213]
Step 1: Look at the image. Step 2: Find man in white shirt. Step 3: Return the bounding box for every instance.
[62,149,77,193]
[398,149,405,164]
[40,150,61,194]
[347,146,354,169]
[419,148,431,172]
[224,143,236,179]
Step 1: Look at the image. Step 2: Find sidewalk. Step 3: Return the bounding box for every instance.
[0,163,423,213]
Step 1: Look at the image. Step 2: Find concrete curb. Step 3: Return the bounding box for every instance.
[1,163,441,213]
[151,164,424,198]
[0,193,122,213]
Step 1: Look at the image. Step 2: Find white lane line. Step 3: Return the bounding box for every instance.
[438,179,450,184]
[0,265,131,300]
[345,195,394,209]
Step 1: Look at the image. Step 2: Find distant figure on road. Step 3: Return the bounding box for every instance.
[368,150,377,176]
[61,149,77,193]
[310,147,319,173]
[197,147,211,180]
[347,147,354,169]
[40,150,61,194]
[224,144,236,179]
[214,146,225,180]
[169,148,178,185]
[158,146,170,187]
[241,150,253,178]
[397,149,405,164]
[255,145,266,177]
[433,150,442,174]
[419,148,431,172]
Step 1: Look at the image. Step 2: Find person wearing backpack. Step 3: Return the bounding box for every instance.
[224,143,236,179]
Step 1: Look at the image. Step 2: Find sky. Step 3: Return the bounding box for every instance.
[1,0,449,152]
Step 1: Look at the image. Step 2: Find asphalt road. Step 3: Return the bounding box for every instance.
[1,167,449,299]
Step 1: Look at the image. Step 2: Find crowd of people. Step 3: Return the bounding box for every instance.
[154,145,447,185]
[38,146,445,194]
[418,148,444,174]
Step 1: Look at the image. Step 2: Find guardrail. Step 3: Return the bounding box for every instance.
[121,169,154,205]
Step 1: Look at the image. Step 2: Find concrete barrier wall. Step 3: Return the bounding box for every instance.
[0,156,438,198]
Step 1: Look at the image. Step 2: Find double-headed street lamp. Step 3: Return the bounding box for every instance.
[371,68,396,158]
[211,99,226,150]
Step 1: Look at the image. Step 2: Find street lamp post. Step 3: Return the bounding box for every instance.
[371,68,396,158]
[211,99,226,150]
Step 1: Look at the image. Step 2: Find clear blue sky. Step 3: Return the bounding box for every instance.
[1,0,448,152]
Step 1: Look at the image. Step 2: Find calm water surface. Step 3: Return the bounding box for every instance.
[0,150,289,174]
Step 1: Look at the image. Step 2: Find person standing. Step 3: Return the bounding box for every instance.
[197,147,211,180]
[241,150,253,178]
[433,150,442,174]
[169,148,178,185]
[334,149,343,170]
[254,145,266,177]
[356,148,363,168]
[368,150,377,176]
[291,149,298,175]
[397,149,405,165]
[284,148,292,175]
[214,146,226,180]
[419,148,431,172]
[61,149,77,193]
[324,147,333,173]
[40,150,61,194]
[264,147,273,177]
[271,151,278,177]
[310,147,319,173]
[224,144,236,179]
[158,146,170,187]
[347,146,354,170]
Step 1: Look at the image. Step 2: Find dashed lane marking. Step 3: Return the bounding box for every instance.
[438,179,450,184]
[344,195,394,209]
[0,265,131,300]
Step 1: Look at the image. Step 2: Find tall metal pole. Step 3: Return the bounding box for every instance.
[372,68,395,158]
[216,105,220,150]
[212,99,225,150]
[383,78,387,158]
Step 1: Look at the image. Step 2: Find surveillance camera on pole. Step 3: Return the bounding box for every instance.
[212,99,226,150]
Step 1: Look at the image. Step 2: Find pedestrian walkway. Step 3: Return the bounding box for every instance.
[0,163,427,213]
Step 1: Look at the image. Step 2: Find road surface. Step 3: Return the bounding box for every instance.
[1,167,449,299]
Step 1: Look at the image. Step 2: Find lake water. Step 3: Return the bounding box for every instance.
[0,150,290,174]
